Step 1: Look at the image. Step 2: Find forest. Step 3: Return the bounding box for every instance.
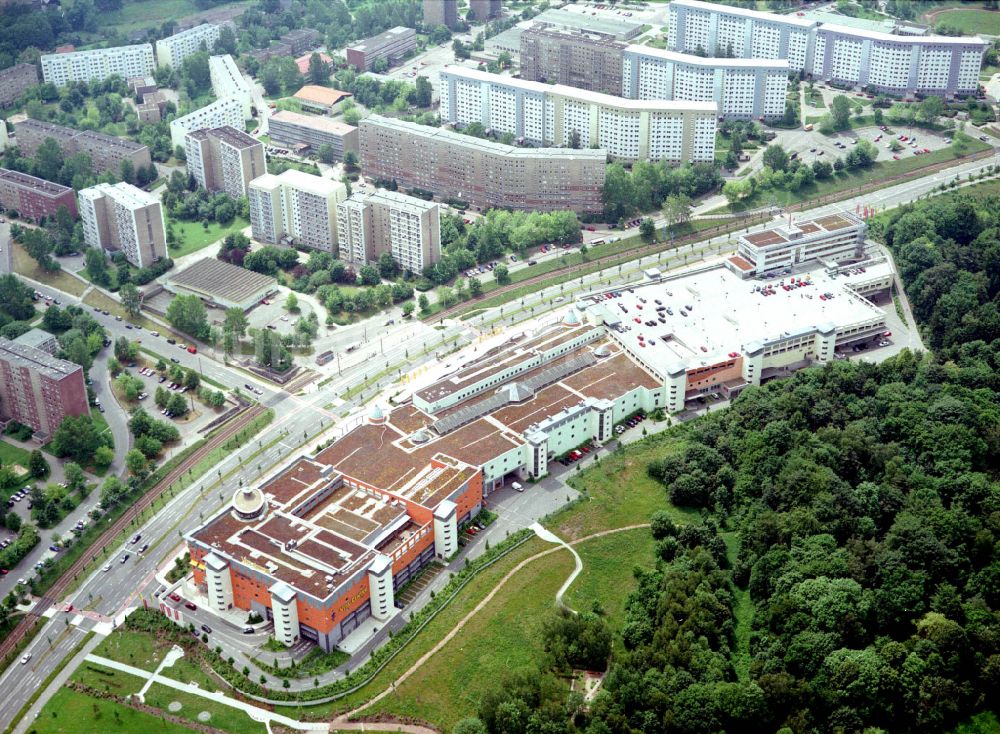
[464,183,1000,734]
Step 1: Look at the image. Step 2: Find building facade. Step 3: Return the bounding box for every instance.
[360,114,607,213]
[0,63,39,107]
[268,110,358,159]
[15,118,152,176]
[78,182,167,268]
[0,338,89,439]
[667,0,984,96]
[170,95,246,148]
[337,189,442,274]
[185,126,265,198]
[622,47,789,120]
[209,54,255,118]
[469,0,502,21]
[155,23,221,68]
[40,44,155,87]
[346,27,417,72]
[438,66,717,163]
[519,27,626,96]
[423,0,459,30]
[0,168,77,222]
[248,169,347,251]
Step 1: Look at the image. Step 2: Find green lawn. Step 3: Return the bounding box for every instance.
[29,687,198,734]
[92,628,169,672]
[143,683,268,734]
[168,217,249,259]
[100,0,245,33]
[923,7,1000,35]
[159,656,221,691]
[70,661,147,696]
[0,439,33,497]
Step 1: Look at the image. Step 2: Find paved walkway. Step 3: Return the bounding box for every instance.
[531,523,582,614]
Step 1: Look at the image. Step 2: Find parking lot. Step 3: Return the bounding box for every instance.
[772,123,955,170]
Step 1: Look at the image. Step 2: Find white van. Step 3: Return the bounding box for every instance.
[512,482,524,492]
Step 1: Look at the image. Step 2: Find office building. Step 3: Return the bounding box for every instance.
[282,29,321,56]
[170,95,246,148]
[0,63,39,107]
[0,338,89,439]
[360,114,607,213]
[346,27,417,72]
[155,23,220,68]
[439,66,717,163]
[209,54,255,118]
[469,0,501,21]
[423,0,459,30]
[248,169,347,252]
[268,110,358,159]
[185,126,265,198]
[0,168,77,222]
[41,44,155,87]
[337,189,442,274]
[291,85,352,114]
[78,182,167,268]
[15,118,152,176]
[622,47,789,120]
[520,27,626,96]
[726,211,867,278]
[667,0,984,96]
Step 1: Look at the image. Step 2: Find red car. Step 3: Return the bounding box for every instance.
[187,346,197,354]
[184,601,196,610]
[169,593,181,602]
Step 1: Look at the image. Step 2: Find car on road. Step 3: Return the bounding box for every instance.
[138,543,149,553]
[187,346,197,354]
[171,357,180,363]
[120,553,129,563]
[243,626,254,634]
[103,563,112,572]
[20,654,30,665]
[200,624,212,634]
[48,545,61,552]
[166,338,176,345]
[169,593,181,602]
[184,601,197,610]
[131,534,141,544]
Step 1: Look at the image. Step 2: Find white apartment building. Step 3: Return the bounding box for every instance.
[337,190,441,274]
[170,96,246,149]
[248,170,347,252]
[155,23,221,68]
[622,46,788,120]
[209,54,254,118]
[667,0,984,96]
[78,182,167,268]
[41,44,155,87]
[439,66,717,163]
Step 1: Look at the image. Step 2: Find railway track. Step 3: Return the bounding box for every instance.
[0,404,266,665]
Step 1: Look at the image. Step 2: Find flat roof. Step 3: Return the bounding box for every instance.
[293,85,351,106]
[595,262,884,370]
[817,21,984,46]
[441,66,718,114]
[623,45,790,71]
[168,257,276,305]
[742,212,862,249]
[0,336,81,380]
[189,125,260,149]
[0,168,72,197]
[349,189,438,216]
[270,109,357,136]
[83,181,158,209]
[532,7,644,37]
[670,0,816,29]
[348,26,415,53]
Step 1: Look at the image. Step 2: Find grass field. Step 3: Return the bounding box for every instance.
[96,0,244,33]
[168,217,249,259]
[921,6,1000,35]
[92,628,169,672]
[29,686,198,734]
[11,241,88,297]
[70,662,146,696]
[143,683,268,734]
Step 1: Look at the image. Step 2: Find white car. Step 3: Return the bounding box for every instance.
[103,563,112,573]
[20,654,31,665]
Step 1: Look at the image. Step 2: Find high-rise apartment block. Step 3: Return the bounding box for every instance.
[0,63,39,107]
[520,27,626,96]
[15,118,152,176]
[337,190,442,274]
[667,0,984,97]
[0,168,77,222]
[360,115,607,214]
[439,66,717,163]
[423,0,459,30]
[209,54,254,118]
[155,23,220,68]
[78,182,167,268]
[41,44,155,87]
[346,27,417,72]
[469,0,502,21]
[170,95,246,148]
[185,126,265,198]
[0,337,89,439]
[622,47,789,120]
[248,170,347,252]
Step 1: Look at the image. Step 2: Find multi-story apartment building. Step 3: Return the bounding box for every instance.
[337,189,442,274]
[170,95,246,148]
[0,168,77,222]
[531,8,644,41]
[0,63,39,107]
[185,126,265,198]
[282,29,322,56]
[520,27,626,96]
[40,44,155,87]
[423,0,459,30]
[667,0,984,96]
[622,47,789,120]
[209,54,254,118]
[360,114,607,214]
[268,110,358,160]
[469,0,502,21]
[15,118,152,176]
[438,66,717,163]
[248,169,347,251]
[78,182,167,268]
[0,338,89,439]
[155,23,220,68]
[346,27,417,72]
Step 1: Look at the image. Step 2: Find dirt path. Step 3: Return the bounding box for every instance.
[333,524,652,733]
